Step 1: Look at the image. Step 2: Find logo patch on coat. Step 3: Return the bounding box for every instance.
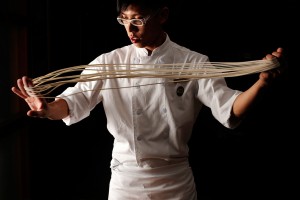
[176,86,184,96]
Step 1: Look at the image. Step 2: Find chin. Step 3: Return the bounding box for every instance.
[133,43,144,48]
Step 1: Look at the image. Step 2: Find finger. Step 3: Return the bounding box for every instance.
[11,86,27,99]
[17,77,30,97]
[23,76,38,97]
[265,54,274,60]
[277,47,283,54]
[262,53,273,60]
[272,51,282,58]
[263,47,283,61]
[22,76,33,88]
[27,110,47,118]
[22,76,36,97]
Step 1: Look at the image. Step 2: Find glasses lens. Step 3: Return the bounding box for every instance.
[131,19,143,26]
[116,18,145,26]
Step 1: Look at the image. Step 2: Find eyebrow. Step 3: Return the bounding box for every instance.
[120,10,149,17]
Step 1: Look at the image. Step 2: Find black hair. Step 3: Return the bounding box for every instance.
[116,0,169,14]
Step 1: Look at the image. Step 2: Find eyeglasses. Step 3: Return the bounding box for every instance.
[116,16,150,27]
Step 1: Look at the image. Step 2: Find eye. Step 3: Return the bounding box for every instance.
[131,19,143,26]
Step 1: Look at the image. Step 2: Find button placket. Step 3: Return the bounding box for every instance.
[132,57,143,163]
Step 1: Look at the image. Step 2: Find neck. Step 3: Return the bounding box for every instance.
[145,32,166,55]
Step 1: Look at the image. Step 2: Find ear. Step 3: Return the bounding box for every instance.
[159,7,169,24]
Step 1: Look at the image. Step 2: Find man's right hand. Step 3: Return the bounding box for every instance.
[11,76,49,118]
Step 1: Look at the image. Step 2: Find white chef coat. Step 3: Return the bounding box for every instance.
[57,34,242,199]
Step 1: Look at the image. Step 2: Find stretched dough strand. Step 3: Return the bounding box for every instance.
[25,58,279,98]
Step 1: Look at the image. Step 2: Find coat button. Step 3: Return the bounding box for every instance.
[176,86,184,96]
[136,109,142,115]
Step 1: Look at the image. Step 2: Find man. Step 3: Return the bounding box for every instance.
[12,0,285,199]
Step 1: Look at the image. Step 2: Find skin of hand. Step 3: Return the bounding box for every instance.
[259,47,285,86]
[11,76,69,120]
[232,47,286,119]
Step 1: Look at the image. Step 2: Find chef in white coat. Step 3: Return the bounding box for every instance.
[11,0,285,199]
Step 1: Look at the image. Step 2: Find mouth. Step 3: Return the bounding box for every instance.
[130,36,141,43]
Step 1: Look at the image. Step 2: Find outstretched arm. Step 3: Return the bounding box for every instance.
[232,47,285,118]
[11,76,69,120]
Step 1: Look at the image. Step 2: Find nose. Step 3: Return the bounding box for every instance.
[127,23,138,32]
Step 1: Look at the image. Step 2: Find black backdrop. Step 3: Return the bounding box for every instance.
[5,0,294,199]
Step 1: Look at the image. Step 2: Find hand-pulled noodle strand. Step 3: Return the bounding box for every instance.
[25,58,280,98]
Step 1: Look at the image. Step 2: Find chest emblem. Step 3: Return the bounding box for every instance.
[176,86,184,96]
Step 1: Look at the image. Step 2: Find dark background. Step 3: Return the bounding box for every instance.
[1,0,293,199]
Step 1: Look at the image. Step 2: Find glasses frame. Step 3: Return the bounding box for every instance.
[116,15,151,27]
